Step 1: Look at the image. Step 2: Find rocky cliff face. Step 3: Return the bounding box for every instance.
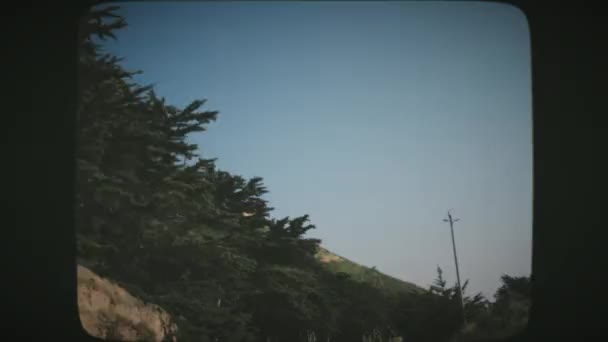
[77,265,178,342]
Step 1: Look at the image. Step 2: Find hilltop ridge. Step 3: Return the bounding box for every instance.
[315,246,425,295]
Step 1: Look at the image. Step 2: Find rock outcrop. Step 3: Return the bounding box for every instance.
[77,264,178,342]
[315,247,345,263]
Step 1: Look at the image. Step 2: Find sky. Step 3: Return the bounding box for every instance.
[93,1,532,299]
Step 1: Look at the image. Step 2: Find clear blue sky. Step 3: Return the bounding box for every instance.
[95,1,532,299]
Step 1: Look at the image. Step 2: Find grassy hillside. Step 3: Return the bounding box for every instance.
[315,247,425,295]
[224,224,424,295]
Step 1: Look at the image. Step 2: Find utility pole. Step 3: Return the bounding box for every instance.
[443,209,467,325]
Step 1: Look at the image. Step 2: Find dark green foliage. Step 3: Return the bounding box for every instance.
[389,267,464,342]
[488,275,531,334]
[76,5,530,342]
[451,275,531,342]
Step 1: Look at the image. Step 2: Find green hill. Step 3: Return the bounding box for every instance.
[315,247,425,295]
